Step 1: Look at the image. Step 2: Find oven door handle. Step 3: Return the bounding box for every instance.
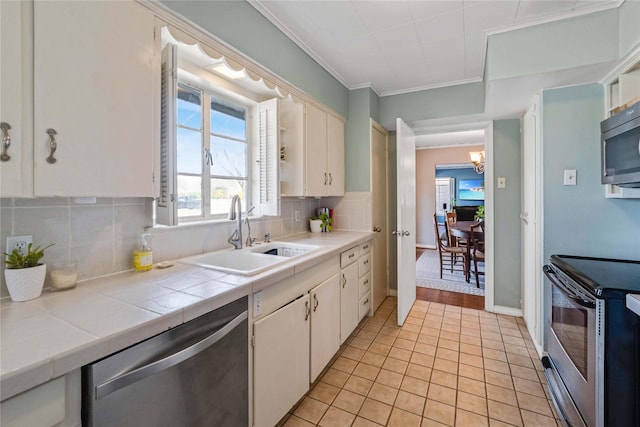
[94,310,248,400]
[544,265,596,309]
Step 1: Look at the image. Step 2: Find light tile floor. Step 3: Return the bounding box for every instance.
[281,297,559,427]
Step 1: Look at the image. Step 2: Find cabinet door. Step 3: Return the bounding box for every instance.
[340,262,360,343]
[305,102,327,196]
[326,114,345,196]
[33,1,156,197]
[254,296,310,427]
[310,273,340,382]
[0,0,32,197]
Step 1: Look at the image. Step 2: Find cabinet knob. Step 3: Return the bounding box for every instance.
[0,122,11,162]
[46,128,58,164]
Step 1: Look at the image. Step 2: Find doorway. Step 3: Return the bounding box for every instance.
[410,122,495,311]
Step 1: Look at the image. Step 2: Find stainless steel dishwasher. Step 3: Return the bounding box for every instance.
[82,296,248,427]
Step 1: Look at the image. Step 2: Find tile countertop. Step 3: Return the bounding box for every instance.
[0,231,373,401]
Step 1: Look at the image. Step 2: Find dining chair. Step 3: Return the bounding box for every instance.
[433,213,467,279]
[469,221,485,288]
[445,211,467,247]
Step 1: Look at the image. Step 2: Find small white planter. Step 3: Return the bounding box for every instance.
[4,264,47,302]
[310,219,323,233]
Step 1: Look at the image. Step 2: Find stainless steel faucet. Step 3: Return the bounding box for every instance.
[227,195,243,249]
[245,206,256,247]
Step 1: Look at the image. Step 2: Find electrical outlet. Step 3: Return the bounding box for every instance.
[6,235,33,257]
[294,210,301,222]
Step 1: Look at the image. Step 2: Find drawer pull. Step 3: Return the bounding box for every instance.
[364,260,369,265]
[363,245,369,250]
[342,273,346,288]
[363,299,369,305]
[305,301,310,320]
[363,280,369,286]
[349,253,355,259]
[313,294,319,312]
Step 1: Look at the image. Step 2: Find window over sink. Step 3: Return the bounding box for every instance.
[156,26,282,226]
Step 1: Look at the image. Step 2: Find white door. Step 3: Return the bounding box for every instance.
[253,296,310,427]
[522,97,542,350]
[310,274,340,382]
[396,118,417,326]
[371,120,389,311]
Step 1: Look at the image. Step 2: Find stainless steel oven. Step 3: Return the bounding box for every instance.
[543,264,600,427]
[543,255,640,427]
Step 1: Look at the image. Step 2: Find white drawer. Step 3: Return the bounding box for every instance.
[340,246,359,268]
[359,240,372,255]
[359,272,371,299]
[359,292,371,320]
[359,253,371,276]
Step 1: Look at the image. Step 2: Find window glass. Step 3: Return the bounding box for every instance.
[210,136,247,178]
[177,84,202,129]
[177,128,203,174]
[211,178,245,216]
[211,98,246,140]
[177,175,202,218]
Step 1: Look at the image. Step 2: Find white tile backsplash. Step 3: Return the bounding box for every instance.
[0,197,324,298]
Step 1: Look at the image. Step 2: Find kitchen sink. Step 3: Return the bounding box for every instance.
[179,242,319,276]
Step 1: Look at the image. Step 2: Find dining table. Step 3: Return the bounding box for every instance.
[448,220,483,282]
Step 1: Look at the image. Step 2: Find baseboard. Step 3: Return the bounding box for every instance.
[389,289,397,296]
[417,244,436,249]
[491,305,523,317]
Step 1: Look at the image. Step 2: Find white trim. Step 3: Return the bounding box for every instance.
[417,142,486,150]
[380,78,482,97]
[599,42,640,85]
[483,122,495,314]
[491,305,523,318]
[389,289,398,297]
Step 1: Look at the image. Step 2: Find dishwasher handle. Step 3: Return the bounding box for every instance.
[95,310,248,400]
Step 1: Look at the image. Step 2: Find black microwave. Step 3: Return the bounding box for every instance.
[601,102,640,187]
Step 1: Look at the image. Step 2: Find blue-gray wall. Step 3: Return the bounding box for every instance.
[542,83,640,261]
[493,120,523,308]
[161,0,349,117]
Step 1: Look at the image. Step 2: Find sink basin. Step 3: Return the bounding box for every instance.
[250,242,318,257]
[180,242,319,276]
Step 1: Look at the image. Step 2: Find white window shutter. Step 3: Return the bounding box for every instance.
[257,98,280,216]
[156,43,178,226]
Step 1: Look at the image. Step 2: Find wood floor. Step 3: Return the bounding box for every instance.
[415,248,485,310]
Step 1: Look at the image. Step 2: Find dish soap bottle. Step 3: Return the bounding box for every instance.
[133,233,153,272]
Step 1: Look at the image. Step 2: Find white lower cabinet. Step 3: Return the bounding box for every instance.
[310,274,341,382]
[340,261,359,344]
[254,296,310,427]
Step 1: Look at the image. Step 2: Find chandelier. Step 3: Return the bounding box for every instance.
[469,151,485,174]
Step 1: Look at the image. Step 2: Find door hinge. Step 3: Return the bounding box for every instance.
[251,335,255,347]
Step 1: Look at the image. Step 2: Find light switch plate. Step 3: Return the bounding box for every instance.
[253,290,264,317]
[564,169,577,186]
[497,177,506,189]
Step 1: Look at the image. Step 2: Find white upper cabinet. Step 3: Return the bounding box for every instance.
[0,1,32,197]
[305,102,345,197]
[32,1,156,197]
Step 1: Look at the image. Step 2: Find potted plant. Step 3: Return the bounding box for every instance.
[475,206,485,221]
[309,212,332,233]
[3,243,53,302]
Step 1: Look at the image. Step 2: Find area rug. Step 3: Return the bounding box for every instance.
[416,249,485,296]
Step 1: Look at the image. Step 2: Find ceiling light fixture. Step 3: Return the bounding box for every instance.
[212,63,245,80]
[469,151,485,174]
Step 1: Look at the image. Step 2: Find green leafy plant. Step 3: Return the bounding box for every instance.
[3,243,53,269]
[309,212,332,231]
[475,206,485,220]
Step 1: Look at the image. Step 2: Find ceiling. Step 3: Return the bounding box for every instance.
[250,0,620,96]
